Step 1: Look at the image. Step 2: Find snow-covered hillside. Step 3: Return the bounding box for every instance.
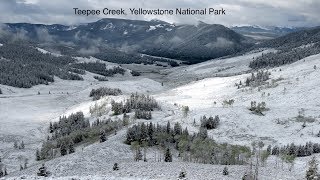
[1,50,320,179]
[0,70,164,175]
[156,53,320,146]
[161,49,276,87]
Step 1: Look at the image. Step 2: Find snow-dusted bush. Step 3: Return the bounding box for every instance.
[200,115,220,130]
[93,76,108,81]
[90,87,122,100]
[222,99,235,107]
[223,166,229,175]
[89,100,108,117]
[249,101,268,115]
[111,93,160,119]
[130,70,141,76]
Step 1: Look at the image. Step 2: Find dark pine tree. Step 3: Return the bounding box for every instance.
[36,149,41,161]
[179,171,186,179]
[4,167,8,176]
[20,141,25,149]
[100,130,107,143]
[60,143,67,156]
[166,122,171,134]
[49,122,54,133]
[164,148,172,162]
[69,143,75,154]
[223,166,229,175]
[113,163,119,171]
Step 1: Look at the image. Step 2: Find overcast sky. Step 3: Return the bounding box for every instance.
[1,0,319,27]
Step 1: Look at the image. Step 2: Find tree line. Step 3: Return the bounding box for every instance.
[71,62,126,77]
[37,111,128,160]
[89,87,122,100]
[111,93,160,119]
[249,45,320,69]
[125,122,250,165]
[0,42,83,88]
[269,142,320,157]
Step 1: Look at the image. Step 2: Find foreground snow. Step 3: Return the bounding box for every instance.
[4,129,315,180]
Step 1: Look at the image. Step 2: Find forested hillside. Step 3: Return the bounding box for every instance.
[249,27,320,69]
[4,18,254,64]
[0,41,83,88]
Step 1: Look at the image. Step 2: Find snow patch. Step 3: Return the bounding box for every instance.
[65,26,77,31]
[102,23,115,30]
[36,47,62,57]
[147,26,156,32]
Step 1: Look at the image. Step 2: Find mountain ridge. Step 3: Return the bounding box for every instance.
[1,18,254,64]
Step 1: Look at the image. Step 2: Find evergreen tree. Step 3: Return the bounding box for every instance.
[36,149,41,161]
[49,122,54,133]
[14,141,18,149]
[183,127,189,137]
[223,166,229,175]
[69,142,75,154]
[60,143,67,156]
[113,163,119,171]
[24,159,28,169]
[174,122,182,136]
[100,130,107,143]
[166,122,171,134]
[37,163,49,177]
[306,156,319,180]
[140,123,147,142]
[272,146,279,155]
[20,141,25,149]
[4,167,7,176]
[178,170,186,179]
[0,170,3,178]
[20,164,23,171]
[164,148,172,162]
[147,122,154,145]
[267,145,272,155]
[198,127,208,139]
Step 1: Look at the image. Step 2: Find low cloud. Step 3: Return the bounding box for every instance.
[36,28,55,42]
[205,37,234,48]
[119,43,140,53]
[78,46,100,55]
